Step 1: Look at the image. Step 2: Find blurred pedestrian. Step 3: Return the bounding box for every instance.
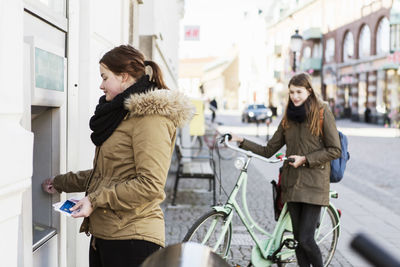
[229,72,341,267]
[42,45,193,267]
[364,103,371,123]
[209,98,218,123]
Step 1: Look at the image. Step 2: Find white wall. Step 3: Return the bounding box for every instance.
[0,1,33,267]
[1,0,182,266]
[139,0,182,89]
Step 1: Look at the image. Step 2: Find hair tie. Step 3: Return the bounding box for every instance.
[144,60,153,77]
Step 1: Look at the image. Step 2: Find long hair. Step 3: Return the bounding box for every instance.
[282,72,322,136]
[99,45,169,89]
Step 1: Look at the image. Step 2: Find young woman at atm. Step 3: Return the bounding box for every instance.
[42,45,193,267]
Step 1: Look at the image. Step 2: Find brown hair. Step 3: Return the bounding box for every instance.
[99,45,169,89]
[282,72,322,136]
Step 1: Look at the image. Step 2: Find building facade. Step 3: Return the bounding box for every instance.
[322,3,395,124]
[265,0,399,124]
[0,0,183,267]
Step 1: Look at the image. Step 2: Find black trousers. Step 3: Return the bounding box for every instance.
[287,202,323,267]
[89,236,161,267]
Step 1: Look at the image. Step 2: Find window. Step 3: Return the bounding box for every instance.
[24,0,67,30]
[325,38,335,62]
[303,46,311,59]
[343,31,354,62]
[312,43,322,58]
[377,17,390,54]
[359,25,371,58]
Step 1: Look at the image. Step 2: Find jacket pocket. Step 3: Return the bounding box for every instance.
[282,166,296,188]
[110,209,123,220]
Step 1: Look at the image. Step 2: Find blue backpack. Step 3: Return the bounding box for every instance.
[330,131,350,182]
[320,109,350,183]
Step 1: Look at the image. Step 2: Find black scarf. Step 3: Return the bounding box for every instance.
[287,100,307,123]
[89,75,155,146]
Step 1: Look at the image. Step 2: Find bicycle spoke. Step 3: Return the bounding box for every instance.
[202,218,219,245]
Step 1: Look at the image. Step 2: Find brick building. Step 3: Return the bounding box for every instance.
[265,0,399,125]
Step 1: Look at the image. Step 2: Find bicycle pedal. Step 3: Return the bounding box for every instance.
[283,238,298,249]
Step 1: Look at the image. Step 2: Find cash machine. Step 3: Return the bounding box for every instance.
[23,10,67,267]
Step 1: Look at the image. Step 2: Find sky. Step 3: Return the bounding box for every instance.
[179,0,273,58]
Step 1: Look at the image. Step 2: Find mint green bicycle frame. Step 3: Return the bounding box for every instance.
[189,136,341,266]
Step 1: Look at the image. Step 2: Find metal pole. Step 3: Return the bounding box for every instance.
[293,51,297,72]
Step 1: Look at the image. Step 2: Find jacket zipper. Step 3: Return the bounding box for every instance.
[84,146,101,195]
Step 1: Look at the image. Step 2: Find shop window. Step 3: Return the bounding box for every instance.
[377,17,390,55]
[312,43,322,58]
[359,25,371,58]
[303,46,311,59]
[343,31,354,62]
[325,38,335,63]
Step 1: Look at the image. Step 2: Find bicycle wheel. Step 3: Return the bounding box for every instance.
[278,206,339,267]
[316,205,340,267]
[183,210,232,258]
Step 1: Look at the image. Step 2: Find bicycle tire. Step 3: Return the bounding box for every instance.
[183,210,232,258]
[278,205,339,267]
[317,205,340,267]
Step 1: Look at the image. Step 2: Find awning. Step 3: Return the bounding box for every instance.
[380,62,399,70]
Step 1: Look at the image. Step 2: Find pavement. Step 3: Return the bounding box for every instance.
[161,115,400,267]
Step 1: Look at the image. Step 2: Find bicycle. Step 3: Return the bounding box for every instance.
[189,124,236,160]
[183,135,341,267]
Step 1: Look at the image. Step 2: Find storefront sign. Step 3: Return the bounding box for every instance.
[387,51,400,63]
[184,25,200,41]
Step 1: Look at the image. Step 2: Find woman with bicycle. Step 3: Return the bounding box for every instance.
[230,72,341,267]
[42,45,193,267]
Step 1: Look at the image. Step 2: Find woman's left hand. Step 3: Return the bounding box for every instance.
[288,155,306,168]
[70,196,93,218]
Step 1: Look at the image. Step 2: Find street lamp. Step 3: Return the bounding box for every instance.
[290,29,303,72]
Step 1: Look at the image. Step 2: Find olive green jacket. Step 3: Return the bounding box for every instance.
[240,102,341,206]
[53,89,194,247]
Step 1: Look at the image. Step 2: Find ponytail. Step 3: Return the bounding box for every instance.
[144,60,169,89]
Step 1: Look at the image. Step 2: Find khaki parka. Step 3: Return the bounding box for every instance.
[240,102,341,206]
[53,89,194,247]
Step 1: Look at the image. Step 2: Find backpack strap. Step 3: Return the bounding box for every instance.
[319,108,324,136]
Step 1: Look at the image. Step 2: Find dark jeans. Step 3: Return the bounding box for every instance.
[287,202,323,267]
[89,236,161,267]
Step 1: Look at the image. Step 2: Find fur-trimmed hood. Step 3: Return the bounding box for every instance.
[124,89,195,128]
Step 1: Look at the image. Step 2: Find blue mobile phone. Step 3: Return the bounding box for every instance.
[59,200,76,214]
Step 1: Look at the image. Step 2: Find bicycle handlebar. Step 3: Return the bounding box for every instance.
[221,134,294,164]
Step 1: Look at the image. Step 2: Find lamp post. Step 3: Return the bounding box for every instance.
[290,29,303,72]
